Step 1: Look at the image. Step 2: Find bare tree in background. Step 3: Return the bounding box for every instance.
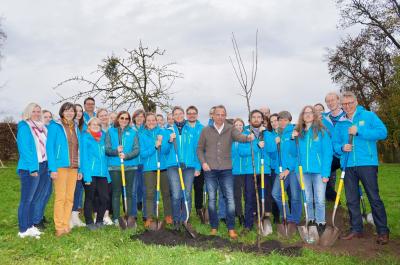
[0,17,6,67]
[54,41,183,112]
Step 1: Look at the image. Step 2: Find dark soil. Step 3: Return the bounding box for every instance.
[131,229,301,256]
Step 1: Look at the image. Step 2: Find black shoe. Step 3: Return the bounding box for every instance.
[87,223,98,231]
[220,218,226,224]
[173,221,182,232]
[241,227,251,236]
[238,215,245,226]
[308,220,316,227]
[137,202,143,212]
[142,217,147,222]
[96,222,105,229]
[42,216,49,224]
[35,221,46,230]
[317,223,326,236]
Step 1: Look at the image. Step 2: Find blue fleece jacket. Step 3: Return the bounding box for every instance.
[105,126,140,168]
[17,121,40,173]
[46,120,81,173]
[296,127,333,178]
[275,124,297,172]
[80,131,110,183]
[139,127,171,171]
[332,106,387,167]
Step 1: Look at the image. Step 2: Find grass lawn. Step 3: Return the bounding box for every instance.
[0,162,399,265]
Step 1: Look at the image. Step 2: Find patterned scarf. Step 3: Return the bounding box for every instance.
[28,120,47,160]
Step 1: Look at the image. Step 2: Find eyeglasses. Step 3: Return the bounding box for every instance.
[342,101,355,107]
[119,117,130,121]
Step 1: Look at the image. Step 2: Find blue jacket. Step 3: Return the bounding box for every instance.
[296,127,333,178]
[83,111,96,125]
[333,106,387,167]
[238,129,277,175]
[132,124,145,165]
[165,123,201,170]
[46,120,81,173]
[139,127,170,171]
[17,121,40,173]
[232,141,245,175]
[275,124,297,172]
[105,126,140,168]
[81,132,110,183]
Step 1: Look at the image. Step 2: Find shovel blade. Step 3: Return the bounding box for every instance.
[277,224,288,239]
[183,222,197,238]
[127,216,137,230]
[203,208,210,224]
[298,225,319,244]
[319,226,340,247]
[261,218,273,236]
[148,220,164,231]
[118,216,128,230]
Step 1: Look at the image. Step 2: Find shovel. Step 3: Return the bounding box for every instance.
[148,145,164,231]
[172,140,197,238]
[276,142,289,238]
[320,134,353,247]
[201,185,209,224]
[295,137,319,244]
[118,129,130,230]
[260,148,272,236]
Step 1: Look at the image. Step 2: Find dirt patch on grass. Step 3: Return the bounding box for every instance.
[131,229,301,256]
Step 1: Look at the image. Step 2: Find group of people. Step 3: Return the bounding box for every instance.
[16,91,390,244]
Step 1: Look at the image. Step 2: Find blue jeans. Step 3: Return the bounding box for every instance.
[72,180,84,211]
[32,161,51,224]
[18,169,40,232]
[272,171,302,224]
[344,166,389,235]
[42,173,53,217]
[218,186,226,219]
[132,165,146,217]
[302,173,326,224]
[204,169,235,230]
[167,167,195,222]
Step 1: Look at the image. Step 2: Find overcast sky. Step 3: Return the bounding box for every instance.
[0,0,353,123]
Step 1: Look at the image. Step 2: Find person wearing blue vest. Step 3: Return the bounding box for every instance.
[81,117,111,231]
[238,110,277,232]
[47,102,82,237]
[16,103,48,238]
[139,112,172,228]
[165,106,200,229]
[333,91,389,245]
[132,109,146,220]
[232,118,246,226]
[271,111,302,232]
[83,97,96,125]
[70,104,86,229]
[292,105,333,236]
[323,92,346,202]
[105,111,140,228]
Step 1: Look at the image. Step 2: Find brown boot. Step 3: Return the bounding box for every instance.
[376,233,389,245]
[55,230,66,237]
[164,215,173,225]
[210,228,217,236]
[228,229,238,240]
[127,216,137,229]
[144,218,153,229]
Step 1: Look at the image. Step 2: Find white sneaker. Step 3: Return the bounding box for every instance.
[103,211,113,225]
[93,212,97,224]
[18,229,40,239]
[71,211,86,227]
[27,226,42,236]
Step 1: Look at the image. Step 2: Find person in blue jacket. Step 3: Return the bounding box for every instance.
[333,91,389,244]
[46,102,82,237]
[83,97,96,125]
[165,106,200,229]
[238,110,277,232]
[105,111,140,228]
[269,113,281,224]
[139,112,172,228]
[16,103,48,238]
[292,105,333,235]
[271,111,302,232]
[81,117,111,230]
[232,118,246,226]
[70,103,86,229]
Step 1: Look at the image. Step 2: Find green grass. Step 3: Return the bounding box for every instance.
[0,162,399,265]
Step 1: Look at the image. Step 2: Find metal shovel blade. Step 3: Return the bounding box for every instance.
[118,216,128,230]
[277,223,288,238]
[261,217,273,236]
[183,221,197,238]
[203,208,210,224]
[298,225,319,244]
[127,216,137,230]
[148,220,164,231]
[319,226,340,247]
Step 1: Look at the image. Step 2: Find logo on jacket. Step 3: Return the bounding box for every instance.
[359,120,365,126]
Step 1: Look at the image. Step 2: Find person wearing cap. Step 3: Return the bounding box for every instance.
[271,110,302,232]
[333,91,389,245]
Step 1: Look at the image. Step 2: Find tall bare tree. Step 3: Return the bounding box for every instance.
[0,18,7,70]
[54,41,182,112]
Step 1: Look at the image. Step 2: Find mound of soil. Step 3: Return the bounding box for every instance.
[131,229,301,256]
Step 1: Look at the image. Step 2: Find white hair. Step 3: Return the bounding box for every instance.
[22,103,41,121]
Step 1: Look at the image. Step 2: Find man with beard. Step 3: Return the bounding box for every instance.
[238,110,276,233]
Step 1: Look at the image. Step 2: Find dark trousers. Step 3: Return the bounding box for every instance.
[234,175,245,216]
[344,166,389,235]
[83,177,109,225]
[193,170,205,210]
[269,170,280,223]
[326,156,341,201]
